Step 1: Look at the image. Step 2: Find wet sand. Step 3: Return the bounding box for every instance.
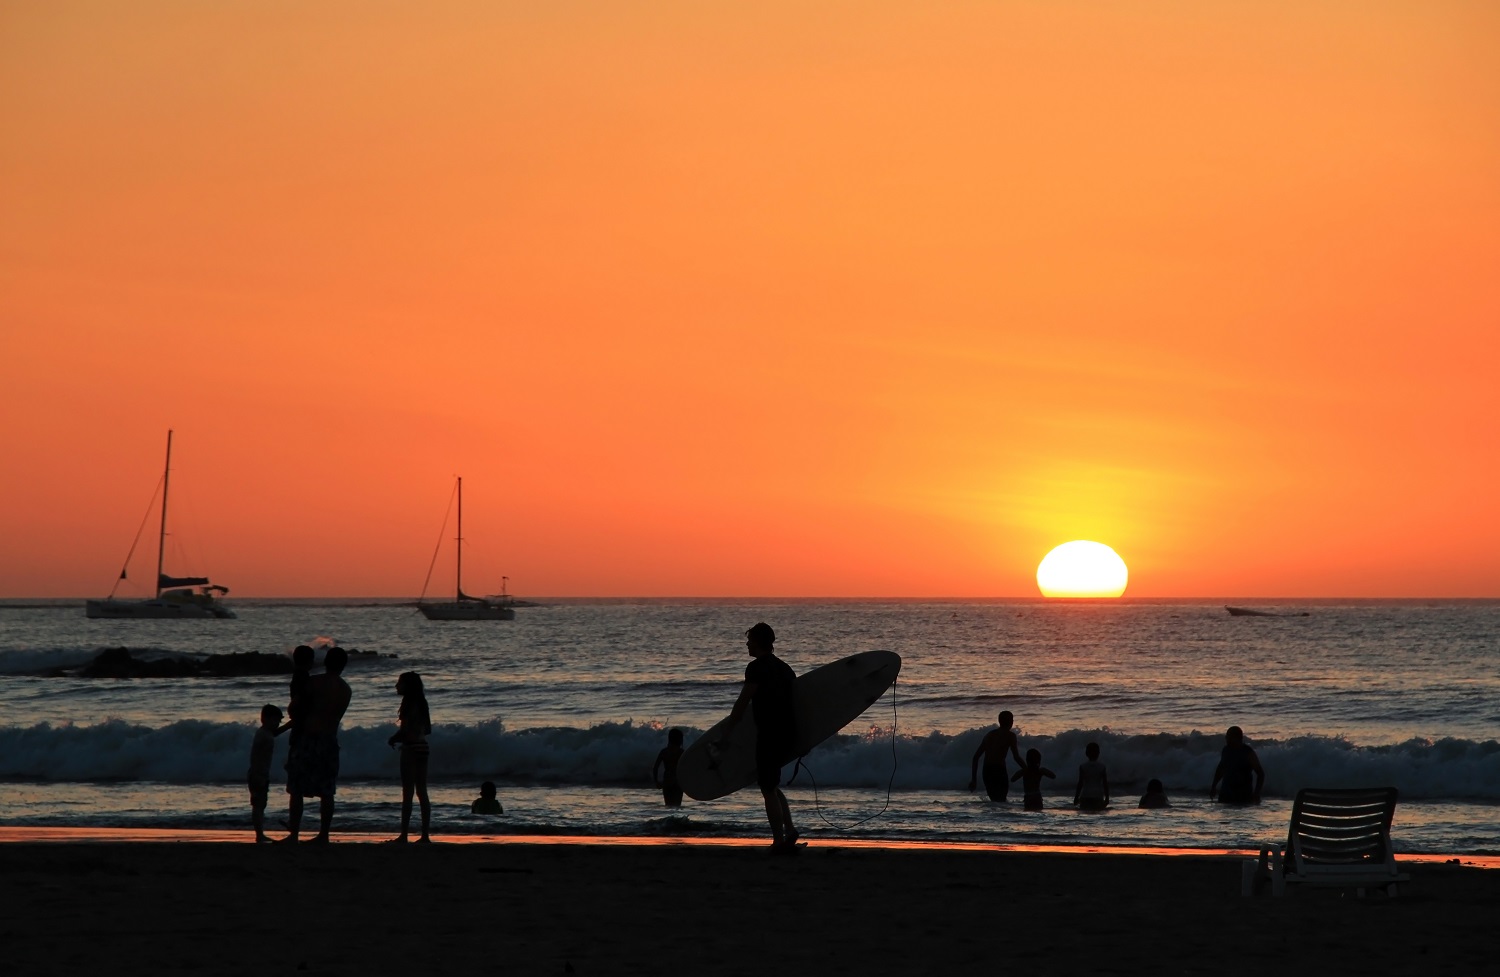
[4,836,1497,976]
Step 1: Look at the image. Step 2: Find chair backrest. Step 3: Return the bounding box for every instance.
[1287,787,1399,869]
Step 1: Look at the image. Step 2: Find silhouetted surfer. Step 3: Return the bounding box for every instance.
[1209,725,1264,804]
[722,622,801,852]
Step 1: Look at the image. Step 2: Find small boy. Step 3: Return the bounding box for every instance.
[471,781,503,815]
[249,704,286,842]
[1074,741,1110,811]
[653,728,685,808]
[1010,748,1056,811]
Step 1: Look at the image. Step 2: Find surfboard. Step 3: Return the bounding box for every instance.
[677,649,901,802]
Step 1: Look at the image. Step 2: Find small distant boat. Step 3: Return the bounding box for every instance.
[85,431,235,620]
[1225,606,1309,618]
[417,477,516,621]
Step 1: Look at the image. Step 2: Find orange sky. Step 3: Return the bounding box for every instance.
[2,2,1497,598]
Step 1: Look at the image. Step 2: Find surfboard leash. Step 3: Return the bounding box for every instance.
[788,674,899,832]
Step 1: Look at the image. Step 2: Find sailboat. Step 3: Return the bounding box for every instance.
[85,430,236,619]
[417,477,516,621]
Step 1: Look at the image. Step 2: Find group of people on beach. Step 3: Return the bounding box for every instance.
[966,710,1264,811]
[248,644,353,843]
[249,645,506,843]
[248,624,1266,847]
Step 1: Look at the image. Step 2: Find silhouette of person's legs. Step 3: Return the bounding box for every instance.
[312,795,334,842]
[285,794,304,842]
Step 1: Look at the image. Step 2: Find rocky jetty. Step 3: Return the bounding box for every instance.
[50,647,388,679]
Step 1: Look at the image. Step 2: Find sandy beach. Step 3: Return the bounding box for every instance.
[4,835,1497,976]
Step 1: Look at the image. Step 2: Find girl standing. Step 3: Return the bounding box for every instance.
[388,671,433,842]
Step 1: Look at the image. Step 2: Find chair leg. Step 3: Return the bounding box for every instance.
[1241,859,1260,896]
[1270,847,1286,897]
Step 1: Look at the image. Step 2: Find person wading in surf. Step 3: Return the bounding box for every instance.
[968,710,1024,801]
[721,622,801,852]
[1209,725,1265,805]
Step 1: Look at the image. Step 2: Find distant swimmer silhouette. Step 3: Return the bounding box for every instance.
[1209,726,1264,804]
[1074,741,1110,811]
[1011,748,1056,810]
[653,728,685,808]
[968,710,1024,801]
[471,781,503,815]
[1138,779,1170,809]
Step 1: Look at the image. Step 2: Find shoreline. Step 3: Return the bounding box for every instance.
[5,839,1499,976]
[3,825,1496,868]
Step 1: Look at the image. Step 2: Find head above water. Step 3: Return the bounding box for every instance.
[998,710,1014,728]
[324,646,348,674]
[1226,725,1244,744]
[1147,779,1164,793]
[1025,748,1042,767]
[292,645,314,669]
[668,728,684,745]
[260,703,283,725]
[745,622,776,655]
[397,671,424,696]
[480,781,497,798]
[1086,742,1100,760]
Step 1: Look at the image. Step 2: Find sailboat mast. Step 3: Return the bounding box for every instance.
[455,476,463,601]
[155,430,173,599]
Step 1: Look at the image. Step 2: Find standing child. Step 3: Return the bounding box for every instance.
[387,671,433,843]
[248,704,286,843]
[653,728,685,808]
[1074,741,1110,811]
[1010,748,1056,811]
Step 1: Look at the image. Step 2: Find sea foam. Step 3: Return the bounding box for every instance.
[3,720,1498,801]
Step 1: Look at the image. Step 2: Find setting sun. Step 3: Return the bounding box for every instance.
[1036,541,1129,598]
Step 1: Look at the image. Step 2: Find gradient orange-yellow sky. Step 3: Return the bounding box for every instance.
[2,2,1497,598]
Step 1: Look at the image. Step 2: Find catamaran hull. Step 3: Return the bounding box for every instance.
[418,601,515,621]
[85,598,236,619]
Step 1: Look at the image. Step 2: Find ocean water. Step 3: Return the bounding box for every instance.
[1,598,1497,854]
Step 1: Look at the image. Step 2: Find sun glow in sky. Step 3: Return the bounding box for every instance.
[2,2,1498,597]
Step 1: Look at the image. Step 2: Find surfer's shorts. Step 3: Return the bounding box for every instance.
[285,732,340,798]
[981,765,1009,801]
[247,773,270,808]
[755,737,796,792]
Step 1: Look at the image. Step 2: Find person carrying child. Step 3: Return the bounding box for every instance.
[1010,748,1056,811]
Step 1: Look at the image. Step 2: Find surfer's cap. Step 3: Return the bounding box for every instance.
[746,622,776,645]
